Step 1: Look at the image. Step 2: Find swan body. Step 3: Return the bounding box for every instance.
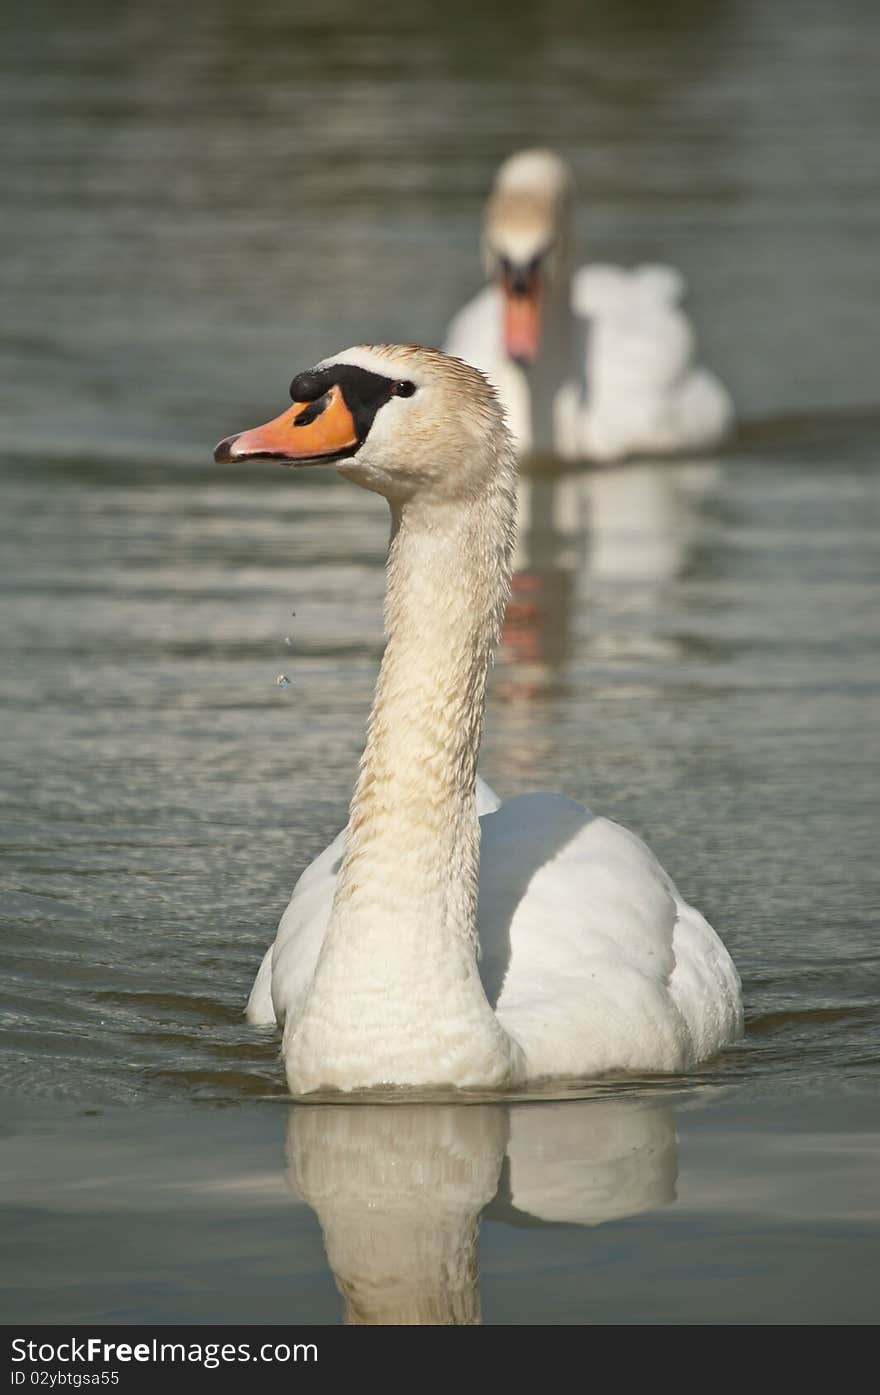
[217,343,741,1094]
[251,788,740,1079]
[444,149,733,463]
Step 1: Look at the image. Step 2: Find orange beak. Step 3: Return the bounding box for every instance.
[502,278,543,366]
[214,384,359,466]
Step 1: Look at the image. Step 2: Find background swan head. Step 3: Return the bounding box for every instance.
[482,148,574,366]
[215,343,513,507]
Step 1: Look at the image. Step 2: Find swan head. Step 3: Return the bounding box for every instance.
[214,344,515,506]
[482,149,573,367]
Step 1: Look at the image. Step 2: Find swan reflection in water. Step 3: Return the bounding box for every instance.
[492,460,723,791]
[584,459,721,586]
[492,457,723,790]
[499,458,723,689]
[497,468,587,697]
[287,1096,677,1325]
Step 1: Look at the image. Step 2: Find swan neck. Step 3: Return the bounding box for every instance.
[524,215,575,453]
[337,484,511,914]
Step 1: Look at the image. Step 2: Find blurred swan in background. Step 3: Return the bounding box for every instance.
[445,149,732,464]
[287,1097,677,1324]
[217,344,741,1094]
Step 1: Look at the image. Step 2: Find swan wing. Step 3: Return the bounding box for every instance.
[477,793,742,1076]
[571,263,733,461]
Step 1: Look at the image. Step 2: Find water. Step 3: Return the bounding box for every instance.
[1,0,879,1324]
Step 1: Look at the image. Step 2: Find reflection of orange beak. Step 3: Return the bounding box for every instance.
[503,281,543,366]
[214,384,359,466]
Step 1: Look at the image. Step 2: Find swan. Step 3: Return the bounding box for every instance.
[215,343,742,1094]
[444,148,733,464]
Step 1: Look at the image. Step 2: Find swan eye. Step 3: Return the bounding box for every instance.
[391,380,416,398]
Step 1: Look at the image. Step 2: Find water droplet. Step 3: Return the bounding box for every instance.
[275,674,290,690]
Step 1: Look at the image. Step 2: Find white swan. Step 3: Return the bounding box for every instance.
[444,148,733,464]
[215,344,742,1094]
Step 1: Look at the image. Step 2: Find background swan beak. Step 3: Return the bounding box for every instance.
[214,383,359,465]
[503,281,543,367]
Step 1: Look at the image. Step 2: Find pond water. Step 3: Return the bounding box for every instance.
[1,0,878,1324]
